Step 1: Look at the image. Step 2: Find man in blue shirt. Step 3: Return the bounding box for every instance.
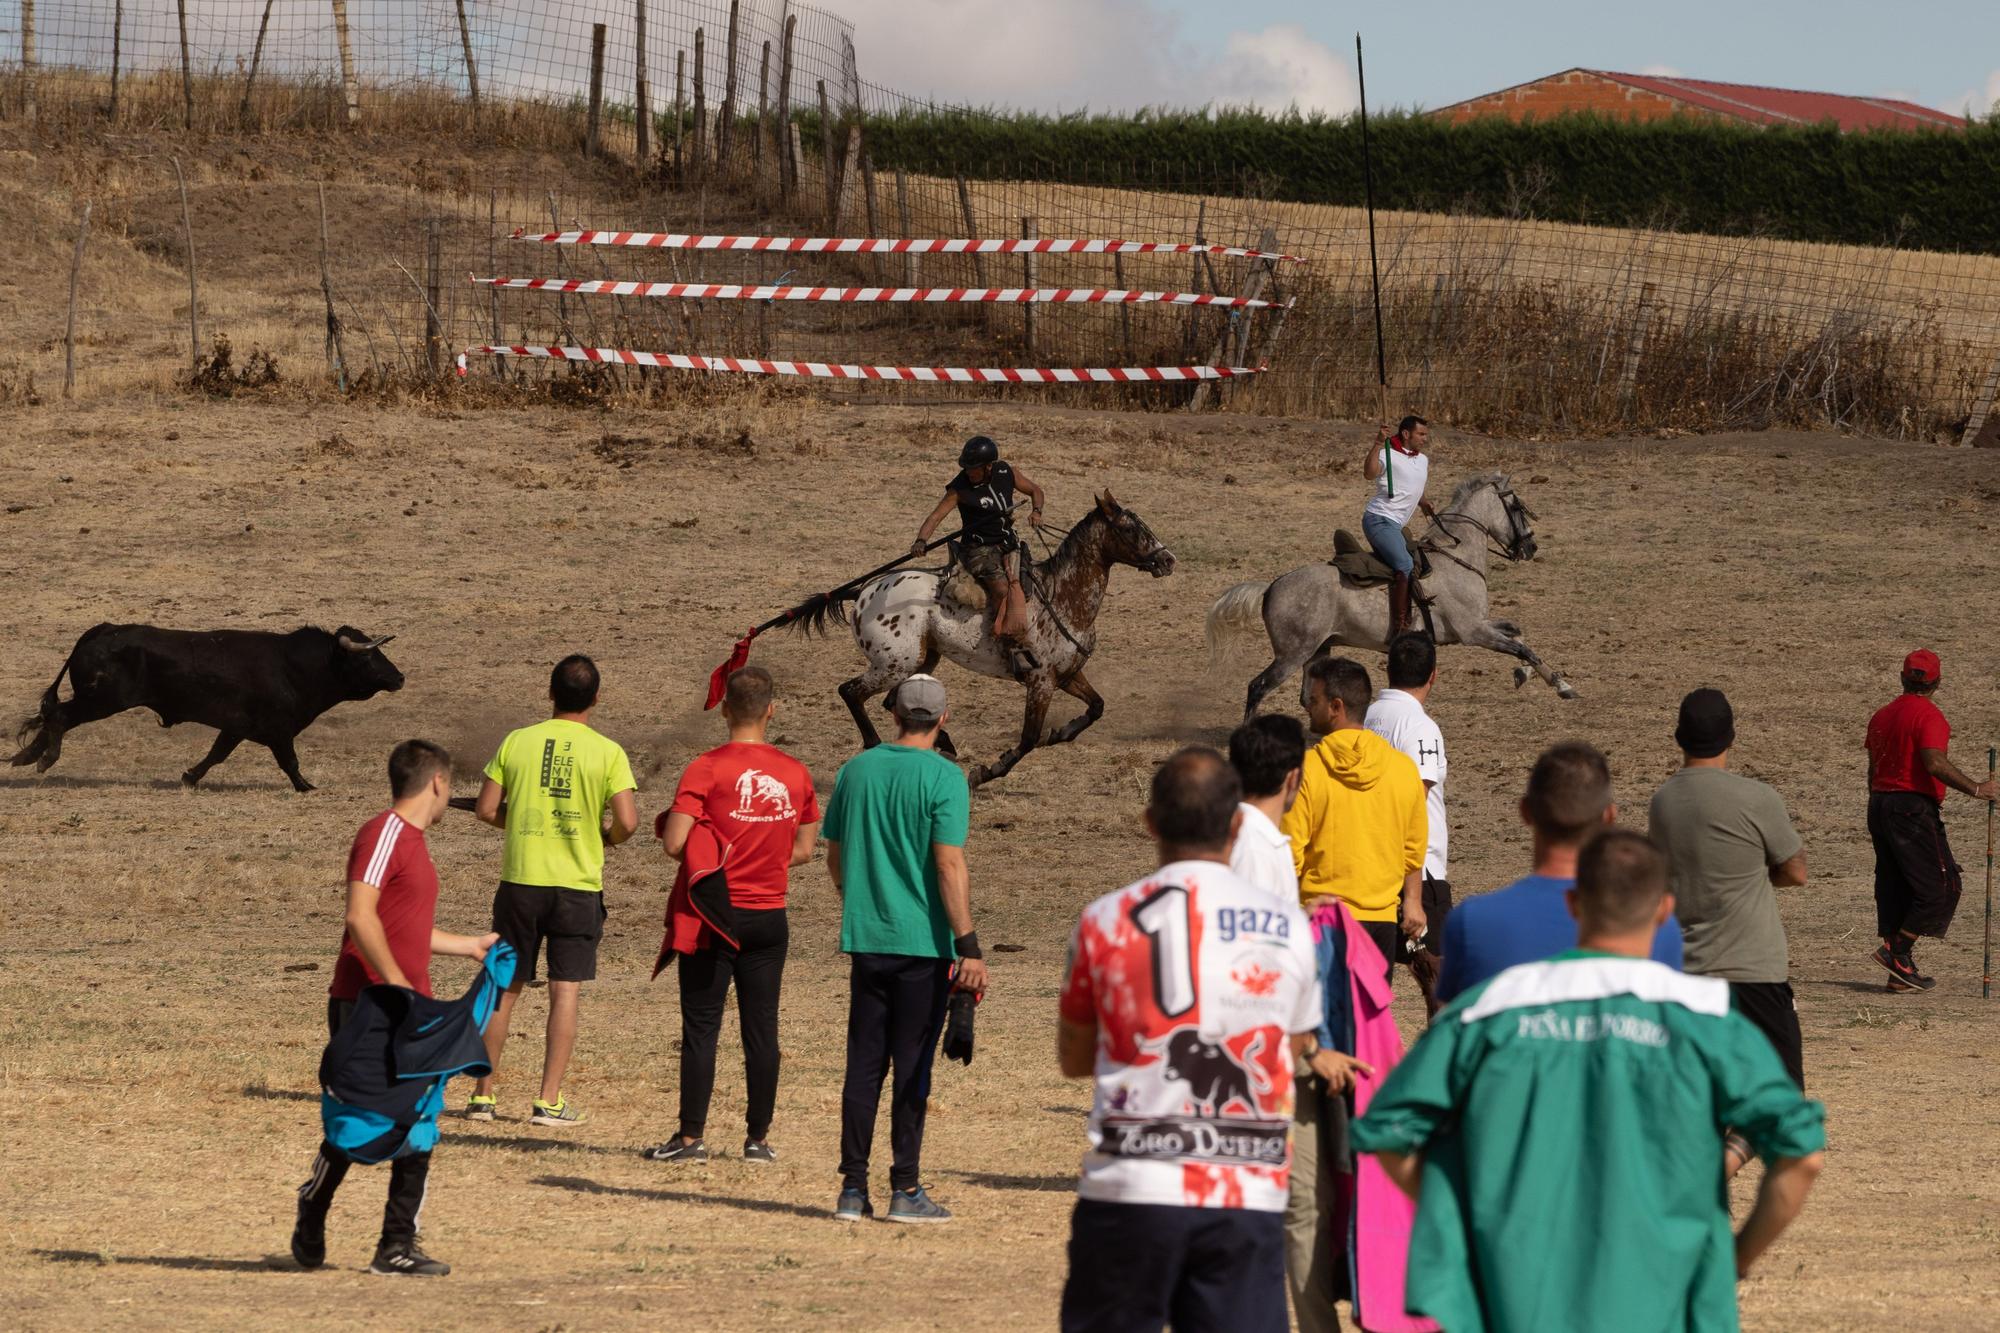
[1438,742,1682,1002]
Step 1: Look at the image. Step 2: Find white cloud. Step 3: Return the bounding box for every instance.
[1948,68,2000,118]
[836,0,1356,114]
[1638,63,1684,78]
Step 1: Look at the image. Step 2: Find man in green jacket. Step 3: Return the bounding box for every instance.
[1353,828,1825,1333]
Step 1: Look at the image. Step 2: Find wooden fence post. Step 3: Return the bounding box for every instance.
[896,170,917,287]
[587,23,607,157]
[318,182,348,391]
[756,40,770,165]
[20,0,34,126]
[331,0,360,127]
[1189,226,1279,411]
[692,28,707,178]
[1021,216,1038,356]
[776,16,796,199]
[63,203,91,400]
[956,176,990,331]
[818,80,838,227]
[633,0,650,165]
[1962,347,2000,448]
[1617,281,1658,413]
[109,0,123,121]
[456,0,481,126]
[486,187,501,380]
[1112,252,1133,360]
[834,124,862,232]
[673,51,685,179]
[241,0,275,124]
[719,0,739,173]
[860,153,880,281]
[177,0,194,130]
[424,217,443,379]
[171,157,200,366]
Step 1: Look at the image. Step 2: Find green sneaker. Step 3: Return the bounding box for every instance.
[530,1094,584,1127]
[464,1094,497,1122]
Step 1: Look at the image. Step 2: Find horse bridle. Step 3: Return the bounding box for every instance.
[1426,482,1536,573]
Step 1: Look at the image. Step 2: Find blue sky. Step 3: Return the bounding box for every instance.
[839,0,1999,119]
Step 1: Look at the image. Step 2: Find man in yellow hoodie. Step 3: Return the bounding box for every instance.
[1282,656,1428,979]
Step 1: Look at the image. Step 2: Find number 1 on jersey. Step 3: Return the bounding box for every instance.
[1133,885,1196,1018]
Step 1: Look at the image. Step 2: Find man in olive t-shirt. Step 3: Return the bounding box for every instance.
[823,675,988,1224]
[469,654,639,1127]
[1648,690,1807,1104]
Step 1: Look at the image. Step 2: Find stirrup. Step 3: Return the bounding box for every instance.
[1006,643,1041,674]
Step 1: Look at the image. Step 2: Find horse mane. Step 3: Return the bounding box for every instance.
[1441,471,1511,513]
[1032,505,1109,583]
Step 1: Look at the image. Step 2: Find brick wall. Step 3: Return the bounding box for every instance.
[1435,70,1718,125]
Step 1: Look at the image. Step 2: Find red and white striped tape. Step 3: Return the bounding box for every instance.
[510,228,1304,263]
[472,275,1282,308]
[457,345,1264,383]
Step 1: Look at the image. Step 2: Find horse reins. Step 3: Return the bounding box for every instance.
[1422,486,1533,577]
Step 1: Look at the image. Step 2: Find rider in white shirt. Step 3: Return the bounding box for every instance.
[1361,416,1438,640]
[1227,716,1308,902]
[1364,632,1451,1014]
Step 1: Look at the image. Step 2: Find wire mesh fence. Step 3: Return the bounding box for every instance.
[6,0,1999,437]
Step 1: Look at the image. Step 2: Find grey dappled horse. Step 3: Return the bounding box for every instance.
[1206,473,1577,719]
[785,492,1175,788]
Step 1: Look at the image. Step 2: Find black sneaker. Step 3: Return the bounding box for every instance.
[290,1202,327,1270]
[833,1187,873,1221]
[1885,972,1934,993]
[742,1139,777,1164]
[369,1242,450,1277]
[886,1185,952,1224]
[640,1137,709,1163]
[1872,944,1933,990]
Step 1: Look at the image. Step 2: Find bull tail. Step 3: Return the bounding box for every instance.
[1204,580,1270,671]
[11,648,75,759]
[775,585,864,638]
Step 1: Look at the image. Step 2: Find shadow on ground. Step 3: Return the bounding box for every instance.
[532,1174,826,1219]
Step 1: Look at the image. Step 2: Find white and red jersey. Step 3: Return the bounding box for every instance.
[1060,859,1320,1212]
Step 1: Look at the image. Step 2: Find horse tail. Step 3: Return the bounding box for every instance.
[775,585,864,638]
[1204,580,1270,670]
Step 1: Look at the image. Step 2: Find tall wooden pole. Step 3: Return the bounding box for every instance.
[332,1,360,127]
[109,0,123,121]
[633,1,651,166]
[21,0,35,127]
[692,28,707,177]
[177,0,194,130]
[241,0,276,124]
[1984,746,1995,1000]
[1356,33,1388,422]
[587,23,607,157]
[456,0,481,125]
[756,40,770,164]
[719,1,740,172]
[172,158,200,366]
[424,218,443,379]
[776,17,795,199]
[63,203,91,400]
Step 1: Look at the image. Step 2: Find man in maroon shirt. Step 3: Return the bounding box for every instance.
[644,666,821,1165]
[293,740,498,1277]
[1865,650,1996,992]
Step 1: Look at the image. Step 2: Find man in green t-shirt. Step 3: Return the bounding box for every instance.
[468,654,639,1127]
[1354,829,1825,1333]
[823,674,988,1225]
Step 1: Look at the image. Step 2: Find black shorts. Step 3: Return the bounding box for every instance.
[492,882,606,983]
[1060,1198,1286,1333]
[1420,875,1453,958]
[1729,980,1805,1090]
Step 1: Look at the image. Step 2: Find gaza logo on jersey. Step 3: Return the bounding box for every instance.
[733,769,796,822]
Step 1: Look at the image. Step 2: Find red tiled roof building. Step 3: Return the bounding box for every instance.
[1431,69,1967,133]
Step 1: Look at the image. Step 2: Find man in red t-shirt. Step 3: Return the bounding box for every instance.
[643,667,820,1165]
[293,740,498,1278]
[1865,650,1996,992]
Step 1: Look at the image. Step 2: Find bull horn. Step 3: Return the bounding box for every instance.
[340,633,395,651]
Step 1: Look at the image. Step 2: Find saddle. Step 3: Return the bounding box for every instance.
[1329,529,1432,586]
[940,565,985,614]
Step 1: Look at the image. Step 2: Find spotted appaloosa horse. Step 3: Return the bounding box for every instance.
[784,492,1175,788]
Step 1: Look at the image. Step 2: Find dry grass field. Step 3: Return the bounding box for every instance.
[4,390,2000,1331]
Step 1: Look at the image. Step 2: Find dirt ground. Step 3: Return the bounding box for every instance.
[3,395,1999,1331]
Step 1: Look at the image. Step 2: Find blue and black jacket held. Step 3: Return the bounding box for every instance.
[318,943,517,1163]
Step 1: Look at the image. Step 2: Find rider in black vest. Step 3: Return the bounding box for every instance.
[913,435,1046,676]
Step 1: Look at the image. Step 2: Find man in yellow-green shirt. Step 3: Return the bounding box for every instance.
[468,654,639,1127]
[1282,655,1428,984]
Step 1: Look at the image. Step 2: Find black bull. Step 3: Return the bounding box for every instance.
[10,624,404,791]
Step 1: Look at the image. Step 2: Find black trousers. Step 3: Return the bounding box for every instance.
[1869,792,1963,939]
[1730,980,1805,1090]
[677,906,789,1141]
[1060,1199,1287,1333]
[838,952,953,1192]
[297,996,431,1246]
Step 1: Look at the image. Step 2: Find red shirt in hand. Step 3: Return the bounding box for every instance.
[1867,693,1950,802]
[330,810,440,1000]
[670,742,819,910]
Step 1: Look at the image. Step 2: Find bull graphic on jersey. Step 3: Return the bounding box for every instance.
[732,769,797,822]
[1160,1028,1266,1115]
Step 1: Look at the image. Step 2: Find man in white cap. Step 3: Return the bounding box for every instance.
[824,674,989,1225]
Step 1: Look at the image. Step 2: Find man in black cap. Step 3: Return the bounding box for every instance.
[1648,689,1808,1131]
[1865,649,1996,992]
[912,436,1047,674]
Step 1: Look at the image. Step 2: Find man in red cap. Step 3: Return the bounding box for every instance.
[1864,650,1996,991]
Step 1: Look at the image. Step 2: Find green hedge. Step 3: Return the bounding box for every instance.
[848,107,2000,254]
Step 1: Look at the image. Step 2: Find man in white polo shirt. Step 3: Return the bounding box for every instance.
[1360,416,1438,639]
[1227,715,1307,901]
[1366,632,1450,1014]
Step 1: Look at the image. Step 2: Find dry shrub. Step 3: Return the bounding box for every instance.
[180,336,281,399]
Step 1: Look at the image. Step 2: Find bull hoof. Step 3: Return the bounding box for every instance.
[291,781,317,794]
[1557,684,1581,701]
[181,771,201,787]
[1512,667,1529,689]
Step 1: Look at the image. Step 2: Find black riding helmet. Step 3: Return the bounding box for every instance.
[959,435,999,468]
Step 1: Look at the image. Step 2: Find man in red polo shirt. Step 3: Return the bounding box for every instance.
[1865,650,1996,992]
[644,666,820,1165]
[294,739,499,1277]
